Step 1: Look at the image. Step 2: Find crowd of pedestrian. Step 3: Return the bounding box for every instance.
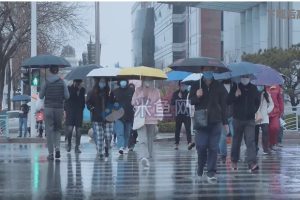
[37,65,285,184]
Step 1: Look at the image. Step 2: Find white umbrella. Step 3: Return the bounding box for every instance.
[87,67,120,78]
[182,73,203,83]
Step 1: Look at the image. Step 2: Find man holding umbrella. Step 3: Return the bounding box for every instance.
[64,79,86,153]
[40,66,70,160]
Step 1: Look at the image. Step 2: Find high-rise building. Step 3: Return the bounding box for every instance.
[87,37,96,64]
[132,3,222,70]
[132,2,155,67]
[82,52,88,65]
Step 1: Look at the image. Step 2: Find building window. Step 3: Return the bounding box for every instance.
[173,22,186,43]
[173,51,186,61]
[173,5,186,14]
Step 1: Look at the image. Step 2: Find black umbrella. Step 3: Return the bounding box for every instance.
[169,57,229,73]
[21,54,71,68]
[64,64,102,80]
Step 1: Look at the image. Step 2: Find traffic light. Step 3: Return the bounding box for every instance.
[21,68,30,85]
[31,69,40,86]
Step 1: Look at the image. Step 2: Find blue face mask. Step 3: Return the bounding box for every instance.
[120,80,127,88]
[257,86,264,92]
[202,71,214,80]
[187,85,191,92]
[99,82,106,89]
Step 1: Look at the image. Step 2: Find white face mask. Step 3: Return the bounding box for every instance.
[224,84,231,93]
[143,80,152,88]
[241,78,250,86]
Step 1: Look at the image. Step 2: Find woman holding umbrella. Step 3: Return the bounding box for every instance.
[86,77,115,160]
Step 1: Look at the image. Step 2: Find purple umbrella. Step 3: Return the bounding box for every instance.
[251,64,284,86]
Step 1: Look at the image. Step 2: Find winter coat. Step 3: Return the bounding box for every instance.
[266,85,284,118]
[131,86,163,125]
[39,74,70,109]
[86,86,115,123]
[64,85,86,127]
[227,82,260,121]
[113,86,134,122]
[190,79,228,125]
[171,89,190,117]
[255,91,274,125]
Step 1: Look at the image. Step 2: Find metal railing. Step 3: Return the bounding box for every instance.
[0,115,9,137]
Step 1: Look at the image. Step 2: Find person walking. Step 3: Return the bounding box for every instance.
[64,79,86,154]
[171,81,195,150]
[39,66,70,161]
[86,78,115,160]
[254,85,274,155]
[131,79,163,168]
[266,85,284,151]
[190,71,228,183]
[113,80,135,155]
[227,75,260,172]
[218,79,234,163]
[18,102,29,138]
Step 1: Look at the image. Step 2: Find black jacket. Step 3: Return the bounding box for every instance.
[64,85,86,126]
[113,86,134,122]
[190,79,228,125]
[86,86,115,123]
[19,104,29,118]
[227,83,260,121]
[171,89,190,117]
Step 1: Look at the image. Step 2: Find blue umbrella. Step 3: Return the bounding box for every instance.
[251,64,284,86]
[12,95,30,102]
[214,62,262,82]
[167,71,191,81]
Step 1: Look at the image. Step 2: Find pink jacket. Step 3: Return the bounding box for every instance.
[266,85,284,118]
[131,86,163,125]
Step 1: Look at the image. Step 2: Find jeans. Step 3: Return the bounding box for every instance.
[67,126,81,149]
[231,119,257,166]
[255,124,269,153]
[195,123,222,177]
[218,117,234,157]
[45,108,63,154]
[19,117,28,137]
[114,120,132,149]
[137,124,156,159]
[175,115,192,144]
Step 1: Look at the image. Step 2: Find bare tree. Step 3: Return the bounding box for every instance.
[0,2,86,110]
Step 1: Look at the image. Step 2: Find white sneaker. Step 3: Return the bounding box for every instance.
[118,148,124,155]
[207,176,217,184]
[123,148,129,154]
[141,157,150,168]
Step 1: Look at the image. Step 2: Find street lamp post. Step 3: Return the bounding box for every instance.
[95,2,101,65]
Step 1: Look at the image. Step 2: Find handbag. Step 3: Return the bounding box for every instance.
[255,112,263,123]
[132,98,148,130]
[193,109,208,129]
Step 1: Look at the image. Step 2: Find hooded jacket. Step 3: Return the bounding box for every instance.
[114,86,134,122]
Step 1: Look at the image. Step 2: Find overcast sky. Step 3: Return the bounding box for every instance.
[68,2,133,67]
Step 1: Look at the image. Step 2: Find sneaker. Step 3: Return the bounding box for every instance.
[67,145,71,153]
[55,151,61,159]
[188,142,195,150]
[47,154,54,161]
[277,143,283,147]
[232,162,238,170]
[119,148,124,155]
[141,158,150,168]
[271,146,278,151]
[263,151,269,155]
[75,148,81,154]
[99,154,104,160]
[196,174,204,182]
[174,144,179,150]
[123,148,129,154]
[207,175,217,184]
[250,164,259,173]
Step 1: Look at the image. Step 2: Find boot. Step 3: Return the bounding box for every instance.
[75,146,81,154]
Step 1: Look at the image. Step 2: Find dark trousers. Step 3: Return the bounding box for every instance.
[231,119,257,166]
[195,123,222,177]
[67,126,81,149]
[255,124,269,153]
[175,115,192,144]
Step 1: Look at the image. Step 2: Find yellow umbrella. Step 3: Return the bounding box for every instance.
[118,66,167,80]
